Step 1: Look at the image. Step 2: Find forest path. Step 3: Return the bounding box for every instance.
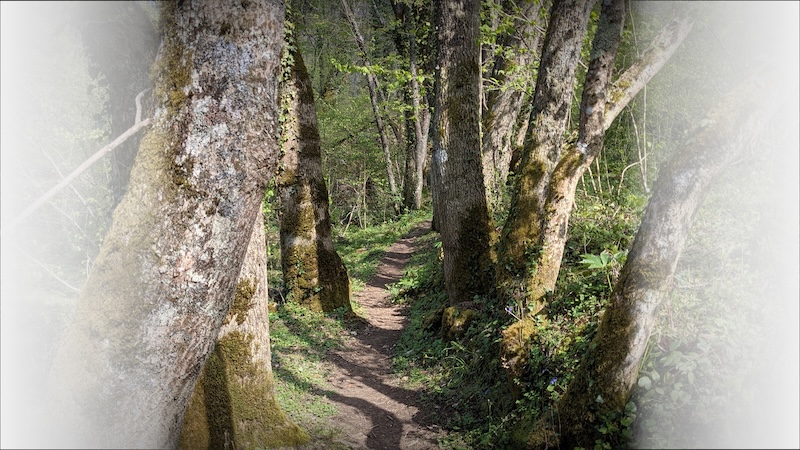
[310,220,445,449]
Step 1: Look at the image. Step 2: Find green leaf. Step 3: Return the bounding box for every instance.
[638,376,652,390]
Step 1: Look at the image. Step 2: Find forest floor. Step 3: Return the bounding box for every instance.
[298,219,447,449]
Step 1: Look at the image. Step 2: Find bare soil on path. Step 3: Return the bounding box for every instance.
[304,220,446,449]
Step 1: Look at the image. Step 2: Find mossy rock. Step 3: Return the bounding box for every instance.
[423,306,445,333]
[500,316,539,398]
[441,306,477,340]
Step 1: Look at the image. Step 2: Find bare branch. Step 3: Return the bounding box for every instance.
[6,90,152,232]
[603,15,694,130]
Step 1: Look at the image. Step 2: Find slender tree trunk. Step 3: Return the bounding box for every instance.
[496,0,595,308]
[341,0,400,213]
[481,0,547,212]
[47,2,285,448]
[180,208,308,449]
[403,36,431,211]
[277,41,352,313]
[431,0,495,306]
[391,0,432,211]
[539,69,780,449]
[514,12,693,319]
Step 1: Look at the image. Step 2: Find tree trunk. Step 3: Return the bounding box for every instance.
[341,0,400,214]
[390,0,432,212]
[403,35,431,211]
[495,0,594,308]
[500,0,693,390]
[536,69,780,449]
[481,0,547,212]
[180,208,308,449]
[498,2,693,316]
[431,0,495,306]
[526,12,693,313]
[277,41,352,314]
[48,2,285,448]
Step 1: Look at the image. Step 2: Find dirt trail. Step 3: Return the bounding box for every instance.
[313,220,445,449]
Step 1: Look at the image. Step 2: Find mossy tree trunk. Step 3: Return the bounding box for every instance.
[430,0,496,306]
[481,0,547,213]
[180,208,309,449]
[523,13,693,314]
[500,0,693,387]
[277,35,352,314]
[48,1,285,448]
[497,0,693,319]
[531,70,780,449]
[495,0,595,311]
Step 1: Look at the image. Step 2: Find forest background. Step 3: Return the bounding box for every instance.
[1,1,798,448]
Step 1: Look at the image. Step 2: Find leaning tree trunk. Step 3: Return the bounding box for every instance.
[76,2,160,206]
[531,68,780,450]
[277,41,352,313]
[500,1,694,390]
[495,0,594,308]
[430,0,495,306]
[180,208,308,449]
[525,14,693,313]
[48,2,285,448]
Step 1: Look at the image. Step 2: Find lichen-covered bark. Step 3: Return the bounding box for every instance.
[603,15,693,130]
[496,0,594,310]
[277,40,352,313]
[48,2,285,448]
[481,0,547,212]
[526,0,626,310]
[180,208,309,449]
[431,0,495,305]
[498,1,693,319]
[537,70,779,449]
[500,0,624,382]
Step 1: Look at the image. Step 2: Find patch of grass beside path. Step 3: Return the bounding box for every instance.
[333,209,431,292]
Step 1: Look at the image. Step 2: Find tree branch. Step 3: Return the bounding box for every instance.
[603,15,694,130]
[7,90,152,232]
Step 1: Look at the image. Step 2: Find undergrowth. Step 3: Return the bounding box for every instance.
[390,192,644,448]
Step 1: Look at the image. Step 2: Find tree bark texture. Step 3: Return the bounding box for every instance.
[180,208,308,449]
[496,0,594,309]
[277,42,352,313]
[540,70,780,449]
[48,2,285,448]
[431,0,495,305]
[528,9,692,315]
[481,0,547,213]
